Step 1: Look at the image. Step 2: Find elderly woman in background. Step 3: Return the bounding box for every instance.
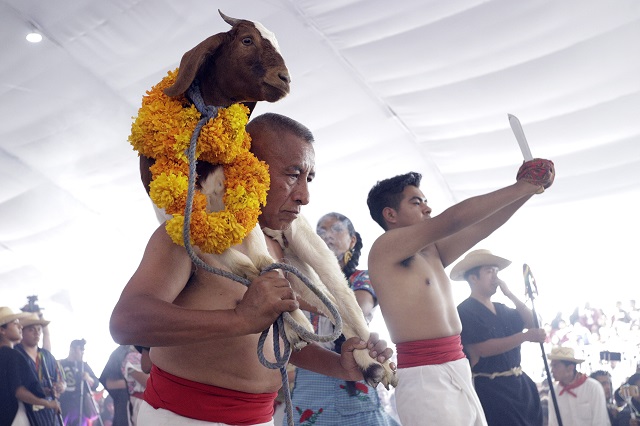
[284,212,399,425]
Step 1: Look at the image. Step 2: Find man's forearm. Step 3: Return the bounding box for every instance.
[289,344,357,381]
[110,295,245,347]
[471,333,527,358]
[16,386,51,407]
[510,295,536,329]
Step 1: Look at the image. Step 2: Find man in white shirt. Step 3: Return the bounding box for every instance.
[547,347,611,426]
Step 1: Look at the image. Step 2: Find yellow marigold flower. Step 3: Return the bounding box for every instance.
[130,69,270,253]
[149,172,188,210]
[165,215,186,247]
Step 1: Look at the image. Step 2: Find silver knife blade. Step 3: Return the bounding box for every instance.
[508,114,533,161]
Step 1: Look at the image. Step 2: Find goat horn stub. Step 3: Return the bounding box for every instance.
[218,9,240,27]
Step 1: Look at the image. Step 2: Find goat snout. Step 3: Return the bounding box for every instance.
[279,71,291,85]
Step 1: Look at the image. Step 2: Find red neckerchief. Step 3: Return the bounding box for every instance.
[559,372,588,397]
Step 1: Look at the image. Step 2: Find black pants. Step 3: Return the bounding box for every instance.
[108,388,130,426]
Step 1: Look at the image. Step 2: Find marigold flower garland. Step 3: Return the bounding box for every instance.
[129,69,270,253]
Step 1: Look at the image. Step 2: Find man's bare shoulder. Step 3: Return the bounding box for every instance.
[370,229,440,268]
[369,221,442,268]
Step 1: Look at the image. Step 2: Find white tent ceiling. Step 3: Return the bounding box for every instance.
[2,0,639,368]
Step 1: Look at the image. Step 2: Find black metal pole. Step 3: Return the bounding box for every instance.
[41,356,65,426]
[79,361,84,425]
[523,264,563,426]
[80,371,105,426]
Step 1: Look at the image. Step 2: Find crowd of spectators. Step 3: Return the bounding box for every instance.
[534,299,640,425]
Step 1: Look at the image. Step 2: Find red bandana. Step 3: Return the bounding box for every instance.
[559,372,588,397]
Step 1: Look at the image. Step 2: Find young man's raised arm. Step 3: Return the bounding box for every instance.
[370,180,540,267]
[436,194,532,268]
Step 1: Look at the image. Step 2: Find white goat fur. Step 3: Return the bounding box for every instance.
[200,169,398,389]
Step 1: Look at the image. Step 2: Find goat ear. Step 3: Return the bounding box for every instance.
[242,101,257,118]
[139,155,155,195]
[164,33,227,98]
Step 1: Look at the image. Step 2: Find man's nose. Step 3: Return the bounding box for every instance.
[295,181,310,205]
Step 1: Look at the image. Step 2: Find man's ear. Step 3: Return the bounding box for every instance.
[382,206,396,225]
[467,274,477,286]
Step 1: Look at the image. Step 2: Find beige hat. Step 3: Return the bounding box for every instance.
[449,249,512,281]
[19,313,51,327]
[0,307,30,326]
[547,346,585,364]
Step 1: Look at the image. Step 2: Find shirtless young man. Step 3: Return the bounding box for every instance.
[110,113,393,426]
[366,161,554,426]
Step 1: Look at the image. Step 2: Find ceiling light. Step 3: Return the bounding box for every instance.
[26,31,43,43]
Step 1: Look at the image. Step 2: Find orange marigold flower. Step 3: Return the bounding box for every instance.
[130,69,269,254]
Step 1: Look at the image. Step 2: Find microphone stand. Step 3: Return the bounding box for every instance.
[79,360,105,426]
[79,361,83,425]
[41,356,65,426]
[523,264,563,426]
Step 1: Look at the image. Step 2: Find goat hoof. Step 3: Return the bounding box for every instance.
[362,363,386,389]
[382,359,399,388]
[363,361,398,390]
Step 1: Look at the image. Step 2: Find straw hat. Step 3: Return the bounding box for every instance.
[449,249,511,281]
[0,307,30,326]
[19,312,51,327]
[547,347,585,364]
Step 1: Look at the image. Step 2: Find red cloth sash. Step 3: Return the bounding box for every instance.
[396,335,465,368]
[144,365,276,425]
[559,372,588,397]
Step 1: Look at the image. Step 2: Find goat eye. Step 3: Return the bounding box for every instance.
[242,37,253,46]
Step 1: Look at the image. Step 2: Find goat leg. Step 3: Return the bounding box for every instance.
[283,216,398,389]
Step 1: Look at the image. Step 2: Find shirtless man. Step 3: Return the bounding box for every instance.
[110,113,392,426]
[366,161,554,426]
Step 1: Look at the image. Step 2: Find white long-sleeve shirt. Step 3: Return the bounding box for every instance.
[548,377,611,426]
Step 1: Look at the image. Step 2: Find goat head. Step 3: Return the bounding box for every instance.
[164,10,290,108]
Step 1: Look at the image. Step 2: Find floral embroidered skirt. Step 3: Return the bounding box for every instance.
[286,367,400,426]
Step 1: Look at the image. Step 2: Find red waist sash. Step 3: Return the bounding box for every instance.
[396,335,465,368]
[144,365,276,425]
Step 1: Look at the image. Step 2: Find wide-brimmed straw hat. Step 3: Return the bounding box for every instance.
[449,249,512,281]
[0,307,30,326]
[547,346,585,364]
[19,313,51,327]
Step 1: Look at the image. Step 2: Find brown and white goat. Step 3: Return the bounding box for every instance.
[141,10,397,389]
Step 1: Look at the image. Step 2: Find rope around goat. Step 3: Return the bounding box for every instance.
[177,82,344,426]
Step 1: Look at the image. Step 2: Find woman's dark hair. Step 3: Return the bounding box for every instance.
[317,212,362,279]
